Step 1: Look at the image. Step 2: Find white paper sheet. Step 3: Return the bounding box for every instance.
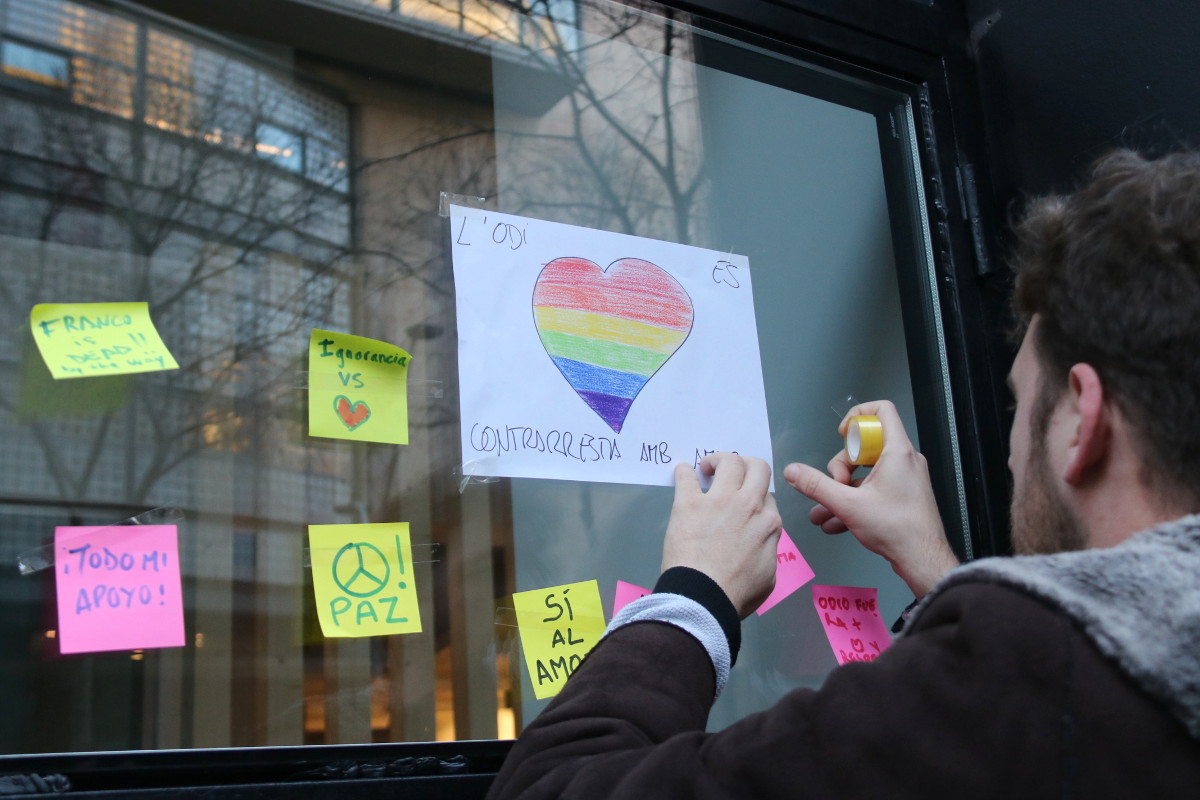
[450,205,773,488]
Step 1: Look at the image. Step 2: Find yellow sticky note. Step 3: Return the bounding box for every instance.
[308,329,410,445]
[309,523,421,638]
[512,579,606,699]
[30,302,179,379]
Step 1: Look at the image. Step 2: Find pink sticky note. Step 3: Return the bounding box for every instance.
[755,528,816,615]
[612,580,651,617]
[812,584,892,665]
[54,525,184,654]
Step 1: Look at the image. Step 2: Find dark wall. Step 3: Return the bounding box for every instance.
[967,0,1200,211]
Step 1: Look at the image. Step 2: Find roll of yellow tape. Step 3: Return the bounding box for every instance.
[845,415,884,466]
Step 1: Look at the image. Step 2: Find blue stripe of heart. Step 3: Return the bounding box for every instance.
[550,357,647,400]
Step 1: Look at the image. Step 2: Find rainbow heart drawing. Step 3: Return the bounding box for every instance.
[533,256,694,433]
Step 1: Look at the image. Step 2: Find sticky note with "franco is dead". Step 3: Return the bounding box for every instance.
[31,302,178,379]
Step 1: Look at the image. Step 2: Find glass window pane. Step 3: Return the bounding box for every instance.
[0,0,963,756]
[1,40,69,88]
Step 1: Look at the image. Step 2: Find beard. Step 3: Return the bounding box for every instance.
[1010,436,1088,555]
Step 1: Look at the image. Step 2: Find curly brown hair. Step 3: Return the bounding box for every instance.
[1012,149,1200,507]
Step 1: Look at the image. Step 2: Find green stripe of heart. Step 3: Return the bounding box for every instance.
[537,329,670,378]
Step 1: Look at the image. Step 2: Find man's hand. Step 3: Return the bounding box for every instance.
[662,453,782,619]
[783,400,959,598]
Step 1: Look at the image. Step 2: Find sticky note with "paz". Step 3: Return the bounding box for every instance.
[309,523,421,637]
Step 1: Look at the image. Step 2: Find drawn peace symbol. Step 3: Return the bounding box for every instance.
[332,542,390,598]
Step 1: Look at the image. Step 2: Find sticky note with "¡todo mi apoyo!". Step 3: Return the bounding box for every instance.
[308,329,411,445]
[31,302,179,379]
[54,524,184,654]
[513,579,606,700]
[309,523,421,637]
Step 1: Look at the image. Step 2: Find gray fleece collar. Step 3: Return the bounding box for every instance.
[905,515,1200,738]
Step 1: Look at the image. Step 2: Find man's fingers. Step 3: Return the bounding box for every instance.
[809,501,850,534]
[784,462,850,515]
[821,517,849,535]
[701,452,747,492]
[740,457,772,497]
[760,493,784,537]
[826,451,856,485]
[837,399,913,451]
[672,461,701,501]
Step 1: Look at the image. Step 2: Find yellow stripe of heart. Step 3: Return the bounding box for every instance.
[534,306,687,355]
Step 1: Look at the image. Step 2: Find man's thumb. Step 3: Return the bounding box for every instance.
[784,462,848,511]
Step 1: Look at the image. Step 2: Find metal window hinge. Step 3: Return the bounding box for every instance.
[956,162,992,276]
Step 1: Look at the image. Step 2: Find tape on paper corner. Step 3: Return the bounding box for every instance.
[439,191,488,218]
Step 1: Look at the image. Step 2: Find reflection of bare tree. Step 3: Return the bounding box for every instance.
[333,0,713,741]
[351,0,709,243]
[0,61,352,506]
[0,0,719,749]
[495,1,710,242]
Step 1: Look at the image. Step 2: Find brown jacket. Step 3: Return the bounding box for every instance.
[489,577,1200,798]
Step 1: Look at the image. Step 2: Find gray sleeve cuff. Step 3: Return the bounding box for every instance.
[604,593,731,698]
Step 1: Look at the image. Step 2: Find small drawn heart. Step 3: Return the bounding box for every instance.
[533,257,693,433]
[334,395,371,430]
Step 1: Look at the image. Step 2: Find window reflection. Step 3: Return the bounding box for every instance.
[0,0,882,757]
[1,39,70,89]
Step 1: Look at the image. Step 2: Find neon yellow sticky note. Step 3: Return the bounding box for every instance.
[30,302,179,379]
[309,523,421,638]
[512,579,606,699]
[308,329,410,445]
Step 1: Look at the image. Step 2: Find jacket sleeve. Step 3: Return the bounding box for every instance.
[486,583,1081,800]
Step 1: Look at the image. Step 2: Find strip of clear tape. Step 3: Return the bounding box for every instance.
[454,460,501,494]
[831,393,860,420]
[16,506,185,576]
[292,371,445,399]
[438,191,488,217]
[302,542,441,568]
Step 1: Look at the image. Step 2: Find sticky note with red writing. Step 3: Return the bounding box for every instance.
[612,580,650,616]
[812,584,892,665]
[54,524,184,654]
[755,528,815,615]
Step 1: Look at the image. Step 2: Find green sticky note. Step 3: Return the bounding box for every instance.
[513,579,607,700]
[309,523,422,638]
[308,329,410,445]
[30,302,179,379]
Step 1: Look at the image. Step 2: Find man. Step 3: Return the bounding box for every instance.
[487,150,1200,797]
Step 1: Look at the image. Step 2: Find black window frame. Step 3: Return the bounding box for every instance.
[0,0,1011,795]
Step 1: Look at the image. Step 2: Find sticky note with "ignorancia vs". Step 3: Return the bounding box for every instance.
[308,329,410,445]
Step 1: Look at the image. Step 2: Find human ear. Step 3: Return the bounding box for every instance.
[1063,363,1110,485]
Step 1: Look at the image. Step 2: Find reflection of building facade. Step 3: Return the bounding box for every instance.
[0,0,709,756]
[0,0,360,753]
